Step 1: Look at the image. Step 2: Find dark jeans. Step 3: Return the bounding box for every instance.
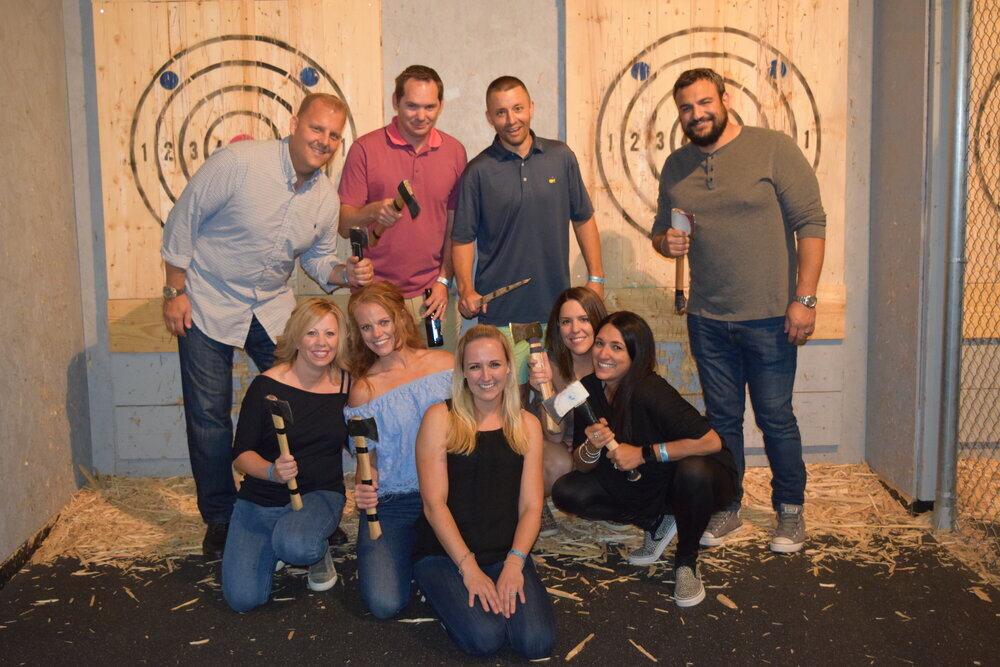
[178,317,275,524]
[552,456,735,568]
[222,490,345,613]
[413,556,555,660]
[355,491,423,619]
[687,313,806,510]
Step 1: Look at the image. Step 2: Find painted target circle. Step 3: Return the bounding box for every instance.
[129,34,357,226]
[596,27,822,235]
[973,69,1000,213]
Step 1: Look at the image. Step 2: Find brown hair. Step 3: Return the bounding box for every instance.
[672,68,726,100]
[347,281,424,378]
[544,287,608,383]
[393,65,444,103]
[485,75,529,105]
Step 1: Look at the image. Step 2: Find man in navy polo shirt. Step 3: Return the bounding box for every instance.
[452,75,605,384]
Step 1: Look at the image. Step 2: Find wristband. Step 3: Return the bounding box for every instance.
[267,462,276,482]
[642,445,656,465]
[587,275,605,284]
[436,276,452,289]
[342,266,349,287]
[658,443,670,462]
[507,549,527,566]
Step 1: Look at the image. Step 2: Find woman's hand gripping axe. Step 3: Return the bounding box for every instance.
[347,417,383,539]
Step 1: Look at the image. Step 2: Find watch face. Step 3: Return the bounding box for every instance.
[798,296,818,308]
[163,286,177,299]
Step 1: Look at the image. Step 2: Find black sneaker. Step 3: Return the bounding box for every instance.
[202,522,229,560]
[327,526,349,547]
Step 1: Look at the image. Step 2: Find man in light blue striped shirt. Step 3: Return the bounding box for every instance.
[161,93,373,559]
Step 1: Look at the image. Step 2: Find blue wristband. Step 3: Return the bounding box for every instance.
[587,275,605,284]
[267,462,276,482]
[658,443,669,462]
[507,549,527,567]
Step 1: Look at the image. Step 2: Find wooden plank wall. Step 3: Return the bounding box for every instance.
[93,0,382,352]
[566,0,848,341]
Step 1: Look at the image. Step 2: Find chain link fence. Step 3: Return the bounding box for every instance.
[957,0,999,574]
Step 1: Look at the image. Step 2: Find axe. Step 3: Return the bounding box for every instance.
[370,180,420,247]
[671,208,694,315]
[347,417,383,540]
[349,226,368,260]
[542,381,641,482]
[516,330,560,435]
[264,395,303,510]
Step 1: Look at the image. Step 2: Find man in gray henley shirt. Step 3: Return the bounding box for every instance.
[652,68,826,556]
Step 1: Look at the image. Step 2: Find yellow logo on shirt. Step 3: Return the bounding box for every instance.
[548,177,557,184]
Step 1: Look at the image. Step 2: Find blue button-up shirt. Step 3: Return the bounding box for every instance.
[162,138,342,346]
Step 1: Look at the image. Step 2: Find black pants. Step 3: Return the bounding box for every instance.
[552,456,736,568]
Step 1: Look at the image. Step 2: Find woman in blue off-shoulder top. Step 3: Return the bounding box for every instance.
[344,281,453,618]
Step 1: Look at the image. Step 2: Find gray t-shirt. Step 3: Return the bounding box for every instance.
[651,127,826,320]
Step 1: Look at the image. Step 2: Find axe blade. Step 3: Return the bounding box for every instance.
[395,180,421,218]
[541,380,590,421]
[347,416,379,442]
[264,395,293,425]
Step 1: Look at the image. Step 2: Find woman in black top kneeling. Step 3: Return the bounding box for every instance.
[552,311,737,608]
[412,325,553,659]
[222,298,350,612]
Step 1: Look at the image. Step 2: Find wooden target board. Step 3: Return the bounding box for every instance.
[93,0,382,352]
[567,0,847,340]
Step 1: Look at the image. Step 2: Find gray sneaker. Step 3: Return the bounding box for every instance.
[770,503,806,553]
[307,548,339,592]
[673,565,705,607]
[627,515,677,565]
[700,509,743,547]
[539,502,560,538]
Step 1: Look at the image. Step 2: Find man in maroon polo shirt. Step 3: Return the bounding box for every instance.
[338,65,467,350]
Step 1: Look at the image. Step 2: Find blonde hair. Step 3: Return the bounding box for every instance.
[446,325,529,456]
[347,281,424,379]
[273,297,349,372]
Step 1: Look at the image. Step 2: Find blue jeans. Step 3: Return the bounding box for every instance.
[355,491,423,619]
[178,316,275,524]
[687,314,806,510]
[413,556,555,660]
[221,490,345,612]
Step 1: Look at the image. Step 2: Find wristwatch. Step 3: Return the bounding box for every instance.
[793,295,818,309]
[163,285,186,300]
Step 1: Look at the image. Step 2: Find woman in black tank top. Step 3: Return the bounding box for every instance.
[412,325,554,660]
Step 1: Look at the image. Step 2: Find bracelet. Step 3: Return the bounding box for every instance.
[436,276,451,289]
[507,549,527,567]
[587,275,605,284]
[342,266,349,287]
[578,442,601,464]
[642,445,656,464]
[658,443,670,462]
[457,550,475,575]
[267,462,276,482]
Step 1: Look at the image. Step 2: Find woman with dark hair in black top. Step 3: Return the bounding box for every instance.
[552,311,737,607]
[412,325,553,659]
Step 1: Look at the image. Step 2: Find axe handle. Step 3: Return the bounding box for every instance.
[674,255,687,315]
[369,194,407,248]
[352,435,382,540]
[528,348,562,435]
[269,414,303,511]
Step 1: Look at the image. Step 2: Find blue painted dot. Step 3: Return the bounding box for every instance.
[769,59,788,78]
[299,67,319,87]
[159,71,179,90]
[630,61,650,81]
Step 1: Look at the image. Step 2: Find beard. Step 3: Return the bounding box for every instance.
[683,106,728,147]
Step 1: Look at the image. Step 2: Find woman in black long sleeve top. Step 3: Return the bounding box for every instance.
[552,311,737,607]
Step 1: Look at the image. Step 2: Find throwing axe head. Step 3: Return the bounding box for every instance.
[265,395,293,425]
[541,380,590,421]
[392,180,421,218]
[347,416,380,442]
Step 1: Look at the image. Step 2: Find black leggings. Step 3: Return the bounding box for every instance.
[552,456,736,568]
